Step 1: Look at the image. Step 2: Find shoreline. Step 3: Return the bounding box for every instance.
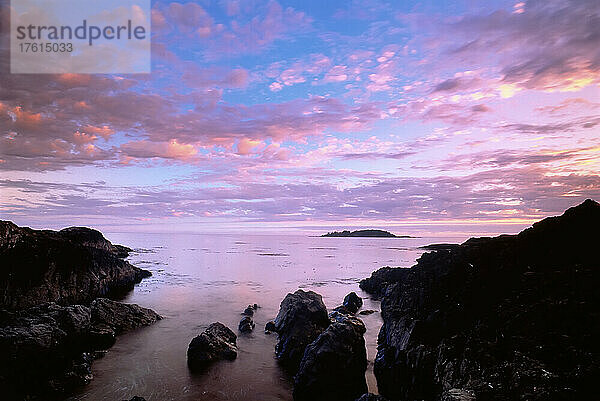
[2,199,598,400]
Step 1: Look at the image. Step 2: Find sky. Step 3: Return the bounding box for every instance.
[1,0,599,235]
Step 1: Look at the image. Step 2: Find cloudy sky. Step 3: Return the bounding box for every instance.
[1,0,599,235]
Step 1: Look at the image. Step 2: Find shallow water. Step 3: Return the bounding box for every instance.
[69,233,462,401]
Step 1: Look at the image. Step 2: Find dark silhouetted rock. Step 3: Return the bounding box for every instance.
[418,243,460,252]
[238,316,255,333]
[343,292,363,313]
[272,290,330,371]
[355,394,389,401]
[0,300,161,399]
[321,229,404,238]
[332,305,352,315]
[0,221,152,310]
[440,389,476,401]
[368,199,600,400]
[242,305,255,316]
[265,321,276,333]
[90,298,161,335]
[358,309,377,315]
[293,312,368,401]
[359,266,410,298]
[187,322,238,371]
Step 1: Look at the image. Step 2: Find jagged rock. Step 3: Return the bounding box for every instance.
[0,221,151,310]
[359,266,410,298]
[358,309,376,315]
[187,322,238,371]
[122,397,147,401]
[331,305,353,315]
[242,305,255,316]
[265,321,276,333]
[0,300,161,399]
[342,292,363,314]
[368,199,600,400]
[238,316,255,333]
[440,389,476,401]
[88,324,117,350]
[272,290,330,371]
[112,244,133,258]
[91,298,161,334]
[355,394,389,401]
[293,312,368,401]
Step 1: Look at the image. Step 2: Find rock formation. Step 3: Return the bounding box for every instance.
[272,290,330,370]
[0,221,151,310]
[293,311,368,401]
[187,322,238,371]
[361,199,600,400]
[0,299,160,398]
[238,315,255,333]
[342,291,363,314]
[269,290,370,400]
[321,230,402,238]
[0,221,158,399]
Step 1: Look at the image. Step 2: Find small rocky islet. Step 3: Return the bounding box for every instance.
[2,198,599,400]
[321,229,412,238]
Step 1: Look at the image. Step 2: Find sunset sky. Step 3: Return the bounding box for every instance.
[1,0,599,235]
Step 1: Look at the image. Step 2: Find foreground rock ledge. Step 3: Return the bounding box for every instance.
[0,221,158,399]
[361,199,600,400]
[0,299,161,398]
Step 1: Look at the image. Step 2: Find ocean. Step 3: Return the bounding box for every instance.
[69,232,465,401]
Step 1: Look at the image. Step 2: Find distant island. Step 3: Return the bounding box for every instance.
[321,229,413,238]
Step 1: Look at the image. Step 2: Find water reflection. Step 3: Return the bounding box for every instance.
[69,233,461,401]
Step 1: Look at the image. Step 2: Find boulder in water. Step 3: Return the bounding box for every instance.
[272,290,330,371]
[238,316,255,333]
[187,322,238,371]
[293,312,368,401]
[342,292,363,314]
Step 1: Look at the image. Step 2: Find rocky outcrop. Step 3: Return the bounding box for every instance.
[187,322,238,371]
[343,292,363,314]
[0,221,151,310]
[0,221,159,399]
[359,267,409,298]
[332,292,363,315]
[265,320,276,333]
[293,311,368,401]
[90,298,162,346]
[272,290,330,371]
[362,199,600,400]
[238,316,255,333]
[242,304,258,316]
[0,300,161,399]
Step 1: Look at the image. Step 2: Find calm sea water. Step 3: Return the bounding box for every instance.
[69,233,464,401]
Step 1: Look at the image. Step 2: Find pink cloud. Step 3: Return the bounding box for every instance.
[324,65,348,83]
[236,138,263,155]
[120,139,198,161]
